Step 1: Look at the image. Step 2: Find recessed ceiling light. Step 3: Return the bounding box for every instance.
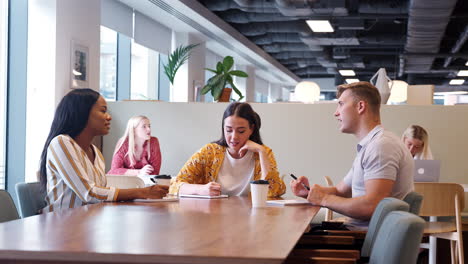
[457,70,468,76]
[339,70,356,76]
[434,91,468,95]
[345,78,360,84]
[306,20,334,33]
[449,79,465,85]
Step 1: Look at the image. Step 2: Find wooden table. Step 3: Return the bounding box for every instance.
[0,197,319,264]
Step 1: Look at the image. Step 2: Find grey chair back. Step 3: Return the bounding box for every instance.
[0,190,20,223]
[369,211,424,264]
[15,182,47,218]
[403,191,423,215]
[361,197,409,257]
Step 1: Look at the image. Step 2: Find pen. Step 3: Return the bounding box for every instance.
[290,174,310,191]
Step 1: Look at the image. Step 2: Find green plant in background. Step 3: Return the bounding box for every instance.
[201,56,248,101]
[163,43,199,84]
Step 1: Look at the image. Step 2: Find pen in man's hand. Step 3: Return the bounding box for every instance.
[290,174,310,191]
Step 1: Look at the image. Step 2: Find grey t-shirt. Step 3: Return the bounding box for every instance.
[343,125,414,228]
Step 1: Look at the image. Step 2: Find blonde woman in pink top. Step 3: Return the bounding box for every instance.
[108,116,162,175]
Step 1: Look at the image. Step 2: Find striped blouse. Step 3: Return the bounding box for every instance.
[43,135,119,212]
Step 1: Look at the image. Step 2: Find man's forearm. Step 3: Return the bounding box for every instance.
[321,194,379,221]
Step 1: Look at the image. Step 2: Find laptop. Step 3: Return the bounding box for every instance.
[413,160,441,182]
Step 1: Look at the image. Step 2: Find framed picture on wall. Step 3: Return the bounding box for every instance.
[70,40,89,89]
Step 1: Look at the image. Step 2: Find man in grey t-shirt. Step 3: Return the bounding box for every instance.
[291,81,414,228]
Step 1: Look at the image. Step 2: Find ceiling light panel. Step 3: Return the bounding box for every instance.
[345,78,360,84]
[306,20,334,33]
[457,70,468,76]
[434,91,468,95]
[339,70,356,76]
[449,79,465,85]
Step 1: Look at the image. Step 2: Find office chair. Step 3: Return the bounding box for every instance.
[15,182,47,218]
[0,189,20,222]
[402,191,423,215]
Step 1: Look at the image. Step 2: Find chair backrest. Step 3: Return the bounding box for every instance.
[106,175,145,189]
[323,176,334,221]
[403,191,423,215]
[0,190,20,223]
[369,211,424,264]
[414,182,465,217]
[15,182,47,218]
[361,197,409,257]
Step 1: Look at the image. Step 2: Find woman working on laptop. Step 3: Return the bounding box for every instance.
[401,125,433,160]
[169,102,286,197]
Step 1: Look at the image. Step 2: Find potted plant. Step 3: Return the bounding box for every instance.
[201,56,248,102]
[163,43,199,85]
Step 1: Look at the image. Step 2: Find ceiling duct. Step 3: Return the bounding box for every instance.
[316,57,338,68]
[263,43,323,52]
[338,57,365,68]
[301,32,360,46]
[200,0,277,12]
[274,0,348,16]
[358,0,409,14]
[218,10,298,23]
[273,51,327,59]
[359,34,406,45]
[333,47,350,59]
[404,0,457,72]
[234,21,310,36]
[337,19,365,30]
[278,58,320,67]
[294,67,337,75]
[443,24,468,67]
[250,33,303,45]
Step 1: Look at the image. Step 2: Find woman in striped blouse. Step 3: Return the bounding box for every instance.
[39,89,168,212]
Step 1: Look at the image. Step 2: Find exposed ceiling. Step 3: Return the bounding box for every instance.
[195,0,468,91]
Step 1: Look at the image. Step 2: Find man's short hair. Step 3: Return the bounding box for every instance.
[337,81,381,115]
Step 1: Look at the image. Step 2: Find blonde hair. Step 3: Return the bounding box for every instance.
[401,125,431,159]
[114,115,151,166]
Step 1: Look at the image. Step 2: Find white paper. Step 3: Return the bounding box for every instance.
[179,194,229,199]
[266,199,311,206]
[133,198,179,202]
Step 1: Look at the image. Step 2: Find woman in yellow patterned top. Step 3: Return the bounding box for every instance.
[170,102,286,197]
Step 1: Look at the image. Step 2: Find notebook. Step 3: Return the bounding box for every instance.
[179,194,229,199]
[414,160,441,182]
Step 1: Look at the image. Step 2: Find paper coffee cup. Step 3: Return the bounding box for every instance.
[154,175,171,186]
[250,180,269,207]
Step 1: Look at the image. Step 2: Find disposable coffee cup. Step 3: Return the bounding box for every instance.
[250,180,269,207]
[154,175,171,186]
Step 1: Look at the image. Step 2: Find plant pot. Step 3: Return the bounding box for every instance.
[218,88,232,102]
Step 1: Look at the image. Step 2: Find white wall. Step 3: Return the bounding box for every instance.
[24,0,101,182]
[55,0,100,102]
[103,102,468,203]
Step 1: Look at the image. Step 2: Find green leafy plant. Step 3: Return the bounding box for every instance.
[201,56,248,101]
[163,43,199,85]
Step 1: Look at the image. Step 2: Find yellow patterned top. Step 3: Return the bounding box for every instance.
[169,143,286,197]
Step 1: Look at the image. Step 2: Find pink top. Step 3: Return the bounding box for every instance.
[107,137,162,175]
